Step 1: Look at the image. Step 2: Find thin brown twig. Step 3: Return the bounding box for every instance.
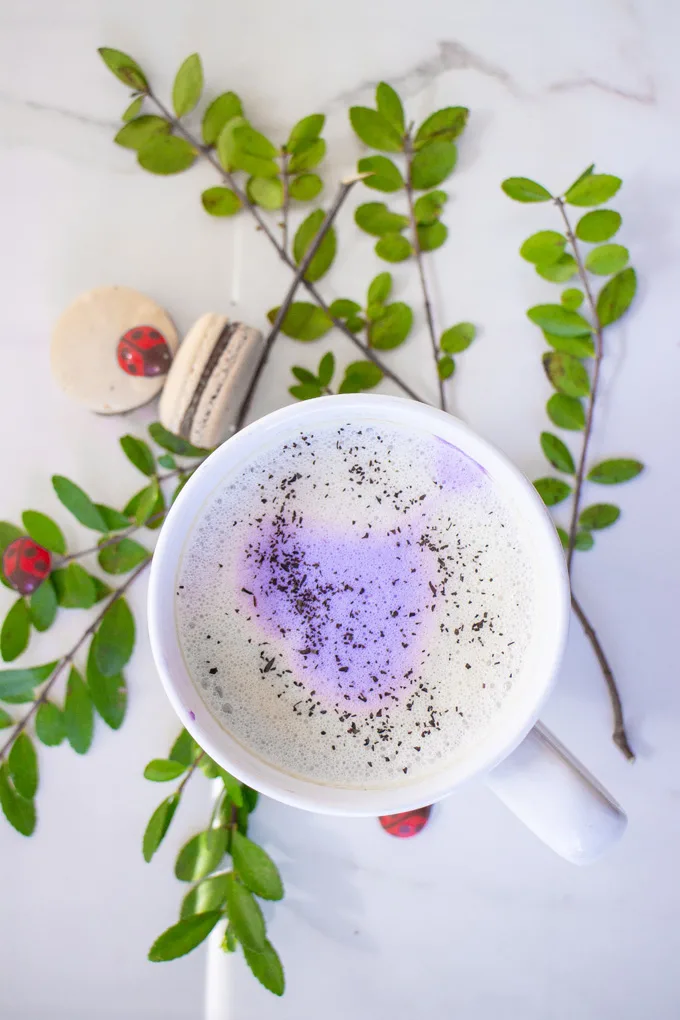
[280,151,290,255]
[177,751,205,796]
[571,593,634,761]
[146,90,425,404]
[405,137,445,411]
[0,558,151,762]
[236,176,363,429]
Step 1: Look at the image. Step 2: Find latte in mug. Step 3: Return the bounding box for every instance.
[175,421,535,789]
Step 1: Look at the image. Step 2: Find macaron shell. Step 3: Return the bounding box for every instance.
[160,315,265,448]
[51,286,178,414]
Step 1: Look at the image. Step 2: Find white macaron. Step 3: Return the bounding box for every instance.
[159,313,265,449]
[51,286,178,414]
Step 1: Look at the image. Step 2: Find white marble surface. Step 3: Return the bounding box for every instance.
[1,0,680,1017]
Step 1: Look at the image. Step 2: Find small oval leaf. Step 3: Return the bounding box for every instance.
[540,432,575,474]
[587,459,643,484]
[148,911,222,963]
[546,394,585,431]
[533,477,572,506]
[501,177,553,202]
[579,504,621,530]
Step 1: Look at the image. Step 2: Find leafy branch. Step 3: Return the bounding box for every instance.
[503,166,640,759]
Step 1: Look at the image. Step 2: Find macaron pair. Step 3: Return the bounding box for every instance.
[51,286,178,414]
[159,314,265,448]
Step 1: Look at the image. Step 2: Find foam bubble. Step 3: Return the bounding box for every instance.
[176,422,535,789]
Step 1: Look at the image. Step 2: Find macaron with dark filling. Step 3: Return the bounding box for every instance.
[159,313,265,449]
[51,285,178,413]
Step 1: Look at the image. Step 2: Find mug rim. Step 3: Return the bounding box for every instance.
[148,395,570,816]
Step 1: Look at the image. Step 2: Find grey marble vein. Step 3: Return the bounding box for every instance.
[0,90,116,130]
[547,74,656,106]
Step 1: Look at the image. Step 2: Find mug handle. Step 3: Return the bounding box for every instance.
[483,723,626,864]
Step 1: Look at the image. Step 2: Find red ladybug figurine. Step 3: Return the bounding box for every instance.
[379,805,432,838]
[2,537,51,595]
[117,325,172,378]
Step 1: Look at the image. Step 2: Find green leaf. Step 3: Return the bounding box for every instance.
[543,332,595,358]
[289,383,323,401]
[217,768,244,807]
[124,483,165,530]
[596,268,636,327]
[574,531,594,551]
[349,107,403,152]
[243,940,285,996]
[536,254,578,283]
[231,830,283,900]
[201,185,242,217]
[564,164,594,193]
[288,173,323,201]
[172,53,203,117]
[533,478,572,507]
[8,732,38,799]
[175,829,228,882]
[93,597,135,677]
[230,125,278,177]
[0,661,57,701]
[21,511,66,554]
[0,763,35,836]
[287,113,325,149]
[417,220,448,252]
[355,202,408,237]
[144,758,187,782]
[547,394,585,431]
[52,476,107,532]
[98,47,148,91]
[543,352,590,398]
[95,505,132,531]
[328,299,361,319]
[292,209,336,282]
[0,707,12,728]
[29,580,57,633]
[63,667,93,755]
[540,432,575,473]
[375,233,412,262]
[410,140,457,190]
[291,366,318,385]
[0,522,22,551]
[170,729,197,766]
[1,599,30,662]
[122,96,143,122]
[565,173,621,207]
[149,912,222,963]
[369,302,413,350]
[520,231,566,266]
[224,875,266,951]
[98,537,149,575]
[143,794,179,862]
[246,176,283,210]
[120,435,156,476]
[86,642,126,730]
[357,155,403,193]
[414,189,447,225]
[345,315,365,333]
[114,115,170,151]
[440,322,476,354]
[579,504,621,530]
[338,361,384,394]
[51,564,96,609]
[576,209,622,243]
[527,305,591,337]
[367,272,392,305]
[561,288,584,310]
[501,177,553,202]
[216,115,248,171]
[149,423,211,458]
[138,135,196,175]
[181,874,230,919]
[375,82,404,133]
[267,302,332,342]
[317,352,335,387]
[587,459,644,484]
[243,786,259,812]
[585,244,629,276]
[288,138,326,173]
[35,701,64,746]
[438,356,455,380]
[157,454,176,470]
[365,302,385,322]
[202,92,243,146]
[415,107,468,146]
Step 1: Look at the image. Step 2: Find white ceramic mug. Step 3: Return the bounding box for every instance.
[148,394,626,864]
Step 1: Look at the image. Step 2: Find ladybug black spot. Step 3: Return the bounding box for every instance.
[132,329,143,340]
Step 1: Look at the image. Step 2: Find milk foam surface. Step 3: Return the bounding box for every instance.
[176,422,535,789]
